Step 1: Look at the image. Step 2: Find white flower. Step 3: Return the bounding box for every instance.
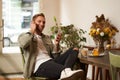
[100,32,104,36]
[97,28,100,32]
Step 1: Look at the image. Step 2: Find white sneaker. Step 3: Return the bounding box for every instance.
[59,68,83,80]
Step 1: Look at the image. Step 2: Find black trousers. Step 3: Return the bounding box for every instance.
[33,48,79,79]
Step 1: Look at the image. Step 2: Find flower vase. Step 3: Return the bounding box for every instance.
[97,40,105,54]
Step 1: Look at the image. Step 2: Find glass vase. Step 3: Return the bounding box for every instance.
[96,40,105,54]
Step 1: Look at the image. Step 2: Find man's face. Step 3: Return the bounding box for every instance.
[34,16,46,33]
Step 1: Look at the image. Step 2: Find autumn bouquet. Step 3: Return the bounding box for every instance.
[89,14,119,53]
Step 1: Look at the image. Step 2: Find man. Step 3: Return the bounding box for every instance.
[18,13,85,80]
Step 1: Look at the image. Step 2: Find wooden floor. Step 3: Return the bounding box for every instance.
[0,73,24,80]
[0,77,92,80]
[0,71,91,80]
[0,77,24,80]
[0,78,91,80]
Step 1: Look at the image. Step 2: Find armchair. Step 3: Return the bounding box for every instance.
[109,52,120,80]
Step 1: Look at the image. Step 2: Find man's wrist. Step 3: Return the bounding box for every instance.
[30,30,35,34]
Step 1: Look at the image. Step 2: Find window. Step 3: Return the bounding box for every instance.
[2,0,39,53]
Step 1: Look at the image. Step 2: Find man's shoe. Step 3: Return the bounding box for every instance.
[59,68,83,80]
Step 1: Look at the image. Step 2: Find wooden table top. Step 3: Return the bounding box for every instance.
[79,50,120,69]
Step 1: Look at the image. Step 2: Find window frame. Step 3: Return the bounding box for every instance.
[0,0,40,54]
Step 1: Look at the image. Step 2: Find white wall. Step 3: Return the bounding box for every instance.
[60,0,120,46]
[0,54,23,74]
[40,0,60,35]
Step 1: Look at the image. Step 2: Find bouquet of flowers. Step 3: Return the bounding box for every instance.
[89,14,119,53]
[89,14,119,42]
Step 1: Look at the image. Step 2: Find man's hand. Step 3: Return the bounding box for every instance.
[55,33,61,45]
[54,33,62,52]
[30,21,37,34]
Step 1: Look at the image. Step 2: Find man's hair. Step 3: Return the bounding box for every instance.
[32,13,45,21]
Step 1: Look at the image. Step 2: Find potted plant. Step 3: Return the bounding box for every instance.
[50,17,86,49]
